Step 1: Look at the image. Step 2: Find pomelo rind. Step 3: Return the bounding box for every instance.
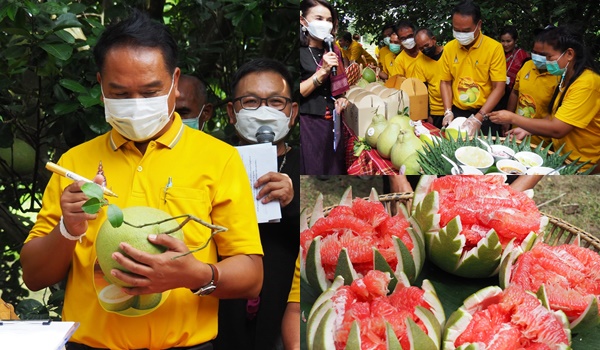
[98,284,136,312]
[313,308,336,350]
[309,193,324,228]
[339,186,354,207]
[415,305,443,349]
[334,248,358,286]
[385,321,402,350]
[345,321,361,350]
[306,299,333,348]
[406,315,438,350]
[422,279,446,328]
[570,294,600,333]
[305,237,330,292]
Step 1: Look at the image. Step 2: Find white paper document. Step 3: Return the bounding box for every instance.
[0,320,79,350]
[236,143,282,223]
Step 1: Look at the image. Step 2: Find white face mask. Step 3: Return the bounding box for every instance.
[103,77,175,142]
[453,25,479,46]
[234,106,291,143]
[401,37,416,50]
[181,104,206,130]
[303,18,333,41]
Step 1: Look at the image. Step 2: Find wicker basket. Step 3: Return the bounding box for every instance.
[314,192,600,253]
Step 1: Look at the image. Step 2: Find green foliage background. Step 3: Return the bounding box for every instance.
[0,0,298,318]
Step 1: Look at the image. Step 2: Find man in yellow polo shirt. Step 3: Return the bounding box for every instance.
[380,33,402,78]
[20,10,263,350]
[394,21,422,78]
[440,0,506,136]
[414,28,445,128]
[338,32,377,68]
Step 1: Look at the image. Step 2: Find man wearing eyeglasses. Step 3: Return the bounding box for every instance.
[214,58,300,350]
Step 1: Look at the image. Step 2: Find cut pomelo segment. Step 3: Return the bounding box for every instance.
[306,270,444,350]
[501,240,600,333]
[301,187,425,292]
[443,285,571,349]
[412,175,547,278]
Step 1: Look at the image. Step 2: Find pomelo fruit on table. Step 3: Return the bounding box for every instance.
[443,285,571,349]
[362,67,377,83]
[307,270,445,350]
[96,206,184,287]
[411,175,547,278]
[300,187,425,293]
[501,239,600,333]
[444,117,468,141]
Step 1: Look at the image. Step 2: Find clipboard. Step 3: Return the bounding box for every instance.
[0,320,79,350]
[333,109,341,152]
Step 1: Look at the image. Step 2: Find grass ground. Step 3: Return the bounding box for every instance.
[300,175,600,239]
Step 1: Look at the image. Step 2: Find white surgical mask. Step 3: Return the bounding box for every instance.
[401,37,416,50]
[303,18,333,41]
[234,106,291,143]
[453,25,479,46]
[383,37,391,46]
[103,77,175,142]
[181,105,206,130]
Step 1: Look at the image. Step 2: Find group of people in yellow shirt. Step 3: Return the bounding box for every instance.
[365,1,600,172]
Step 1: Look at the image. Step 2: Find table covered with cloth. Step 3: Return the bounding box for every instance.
[344,121,441,175]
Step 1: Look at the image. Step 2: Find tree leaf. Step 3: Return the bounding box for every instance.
[53,13,82,31]
[107,204,124,228]
[55,29,76,44]
[40,43,73,61]
[82,182,104,200]
[78,94,101,108]
[82,198,102,214]
[59,79,87,93]
[53,102,79,115]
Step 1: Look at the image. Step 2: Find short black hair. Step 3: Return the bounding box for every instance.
[93,9,178,74]
[300,0,339,47]
[341,32,353,42]
[395,20,415,33]
[452,0,481,24]
[500,25,518,41]
[230,58,294,97]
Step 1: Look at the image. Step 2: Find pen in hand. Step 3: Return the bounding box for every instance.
[45,162,119,198]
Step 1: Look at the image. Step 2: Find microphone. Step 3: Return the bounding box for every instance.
[256,125,275,143]
[323,35,337,76]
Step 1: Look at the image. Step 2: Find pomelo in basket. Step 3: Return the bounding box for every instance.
[443,285,570,349]
[307,270,445,350]
[411,175,547,278]
[96,206,184,287]
[362,67,377,83]
[300,187,425,293]
[500,238,600,333]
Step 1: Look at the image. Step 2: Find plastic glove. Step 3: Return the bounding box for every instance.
[442,110,454,127]
[461,115,482,138]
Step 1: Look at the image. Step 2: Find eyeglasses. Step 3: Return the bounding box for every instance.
[233,95,292,111]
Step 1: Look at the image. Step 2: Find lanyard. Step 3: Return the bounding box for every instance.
[506,48,521,71]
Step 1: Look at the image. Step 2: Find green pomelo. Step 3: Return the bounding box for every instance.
[132,293,162,310]
[466,90,476,103]
[362,67,377,83]
[98,284,136,312]
[0,138,36,176]
[443,285,571,349]
[96,206,184,287]
[356,78,369,88]
[377,123,401,159]
[364,113,388,148]
[388,114,413,130]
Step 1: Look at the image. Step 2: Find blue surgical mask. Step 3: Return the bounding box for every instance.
[531,53,547,70]
[383,37,391,46]
[389,43,401,54]
[181,105,206,130]
[546,52,567,76]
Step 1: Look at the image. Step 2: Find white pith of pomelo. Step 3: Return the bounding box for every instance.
[95,206,184,287]
[98,284,136,312]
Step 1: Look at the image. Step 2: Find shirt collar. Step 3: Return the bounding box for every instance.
[109,112,185,151]
[460,33,484,51]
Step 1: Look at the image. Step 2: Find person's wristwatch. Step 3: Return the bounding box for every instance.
[191,263,219,296]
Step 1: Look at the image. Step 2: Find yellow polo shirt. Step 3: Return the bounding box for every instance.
[380,50,398,76]
[550,69,600,171]
[26,113,263,349]
[512,60,559,145]
[415,53,444,116]
[341,40,377,67]
[394,50,422,78]
[378,46,392,71]
[287,256,300,303]
[440,34,506,110]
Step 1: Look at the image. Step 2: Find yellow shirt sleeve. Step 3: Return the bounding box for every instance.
[287,255,300,303]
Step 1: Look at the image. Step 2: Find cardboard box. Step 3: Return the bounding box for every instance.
[378,87,410,119]
[345,93,386,137]
[347,87,367,101]
[384,75,406,90]
[400,78,429,121]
